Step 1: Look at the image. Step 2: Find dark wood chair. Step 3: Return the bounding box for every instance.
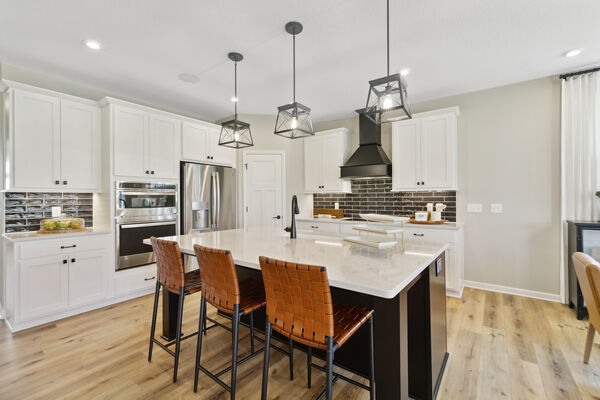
[193,244,266,400]
[258,256,375,400]
[148,237,203,383]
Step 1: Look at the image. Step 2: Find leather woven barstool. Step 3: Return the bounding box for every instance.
[193,244,266,400]
[148,237,203,383]
[259,256,375,400]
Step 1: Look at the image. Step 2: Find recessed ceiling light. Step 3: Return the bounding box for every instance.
[178,73,200,83]
[400,68,411,76]
[84,40,102,50]
[563,49,582,58]
[230,97,239,102]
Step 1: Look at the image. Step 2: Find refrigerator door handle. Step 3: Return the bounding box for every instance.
[211,172,217,230]
[215,171,221,230]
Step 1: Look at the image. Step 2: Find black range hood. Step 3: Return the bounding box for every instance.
[340,110,392,179]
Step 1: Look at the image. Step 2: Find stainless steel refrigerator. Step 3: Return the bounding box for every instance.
[180,162,237,235]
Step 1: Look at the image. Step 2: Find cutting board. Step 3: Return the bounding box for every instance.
[314,208,344,219]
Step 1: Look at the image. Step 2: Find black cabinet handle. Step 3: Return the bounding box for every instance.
[145,170,150,174]
[311,225,319,229]
[63,180,67,185]
[60,244,76,249]
[150,170,155,174]
[144,276,156,281]
[71,258,76,263]
[413,233,424,237]
[63,259,68,264]
[55,180,60,185]
[421,181,425,185]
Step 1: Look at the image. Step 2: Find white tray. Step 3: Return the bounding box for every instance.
[343,236,398,249]
[352,224,404,235]
[359,214,410,223]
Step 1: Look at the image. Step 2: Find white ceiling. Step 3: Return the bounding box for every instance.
[1,0,599,122]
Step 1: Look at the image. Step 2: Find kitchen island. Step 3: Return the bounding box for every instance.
[145,226,449,400]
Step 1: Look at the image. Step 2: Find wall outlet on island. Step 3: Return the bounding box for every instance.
[467,203,482,213]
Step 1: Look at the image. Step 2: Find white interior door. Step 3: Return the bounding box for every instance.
[244,153,284,229]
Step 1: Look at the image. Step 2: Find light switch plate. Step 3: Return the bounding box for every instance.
[467,203,483,213]
[490,203,504,213]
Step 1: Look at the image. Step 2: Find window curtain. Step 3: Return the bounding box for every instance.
[560,71,600,302]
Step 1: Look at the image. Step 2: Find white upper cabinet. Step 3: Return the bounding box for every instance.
[303,128,352,193]
[181,121,209,161]
[6,87,100,191]
[112,104,180,179]
[181,122,236,167]
[60,100,100,190]
[148,113,180,179]
[391,107,459,191]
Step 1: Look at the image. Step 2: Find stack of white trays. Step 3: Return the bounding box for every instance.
[343,214,409,257]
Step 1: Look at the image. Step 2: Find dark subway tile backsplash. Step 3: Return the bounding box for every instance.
[313,178,456,221]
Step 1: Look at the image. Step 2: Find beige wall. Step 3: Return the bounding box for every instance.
[315,77,562,296]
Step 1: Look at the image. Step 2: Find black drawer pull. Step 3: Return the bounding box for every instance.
[144,276,156,281]
[63,180,68,185]
[71,258,76,263]
[311,225,319,229]
[63,259,68,264]
[60,244,77,249]
[413,233,425,237]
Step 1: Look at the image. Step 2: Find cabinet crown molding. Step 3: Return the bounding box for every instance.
[314,127,352,136]
[1,79,99,106]
[390,107,460,124]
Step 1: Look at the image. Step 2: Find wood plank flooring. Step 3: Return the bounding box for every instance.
[0,287,599,399]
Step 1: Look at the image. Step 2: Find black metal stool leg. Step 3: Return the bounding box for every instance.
[250,312,255,353]
[172,287,185,383]
[289,337,294,380]
[230,304,240,400]
[368,317,375,400]
[261,321,273,400]
[194,297,207,392]
[148,282,160,362]
[326,337,334,400]
[307,346,312,388]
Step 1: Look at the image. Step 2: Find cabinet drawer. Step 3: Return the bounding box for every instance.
[296,221,340,234]
[114,264,157,296]
[403,227,456,243]
[17,234,111,260]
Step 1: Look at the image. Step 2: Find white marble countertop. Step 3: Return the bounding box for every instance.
[143,226,448,299]
[297,217,464,230]
[2,228,111,242]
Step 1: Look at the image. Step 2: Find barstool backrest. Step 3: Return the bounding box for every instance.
[259,256,334,346]
[150,237,185,294]
[573,252,600,328]
[193,245,240,313]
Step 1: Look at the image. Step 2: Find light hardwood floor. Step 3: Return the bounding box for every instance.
[0,287,599,399]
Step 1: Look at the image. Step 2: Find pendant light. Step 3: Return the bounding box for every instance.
[219,52,254,148]
[363,0,411,124]
[274,21,314,139]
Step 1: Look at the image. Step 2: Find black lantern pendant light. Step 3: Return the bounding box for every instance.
[219,52,254,148]
[274,21,314,139]
[363,0,411,124]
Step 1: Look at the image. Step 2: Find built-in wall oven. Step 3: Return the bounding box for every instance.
[115,182,178,271]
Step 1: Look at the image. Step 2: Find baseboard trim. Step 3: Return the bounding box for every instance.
[463,280,561,303]
[446,285,464,298]
[7,287,154,332]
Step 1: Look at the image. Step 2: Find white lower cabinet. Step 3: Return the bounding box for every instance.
[18,256,69,321]
[9,234,112,328]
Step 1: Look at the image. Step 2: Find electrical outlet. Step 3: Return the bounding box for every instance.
[467,203,482,213]
[490,203,503,213]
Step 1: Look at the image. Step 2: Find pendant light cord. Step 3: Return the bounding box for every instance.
[293,34,296,103]
[386,0,390,77]
[234,61,238,119]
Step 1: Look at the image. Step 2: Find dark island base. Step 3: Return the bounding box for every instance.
[161,253,448,400]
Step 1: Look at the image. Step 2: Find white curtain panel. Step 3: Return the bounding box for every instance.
[560,71,600,302]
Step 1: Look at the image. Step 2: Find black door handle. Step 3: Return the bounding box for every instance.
[273,215,281,219]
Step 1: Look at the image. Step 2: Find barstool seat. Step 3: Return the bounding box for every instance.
[183,270,202,294]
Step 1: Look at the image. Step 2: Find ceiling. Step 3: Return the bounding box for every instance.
[1,0,599,122]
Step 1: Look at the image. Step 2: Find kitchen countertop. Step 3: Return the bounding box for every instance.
[296,216,464,230]
[2,227,111,242]
[143,226,448,298]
